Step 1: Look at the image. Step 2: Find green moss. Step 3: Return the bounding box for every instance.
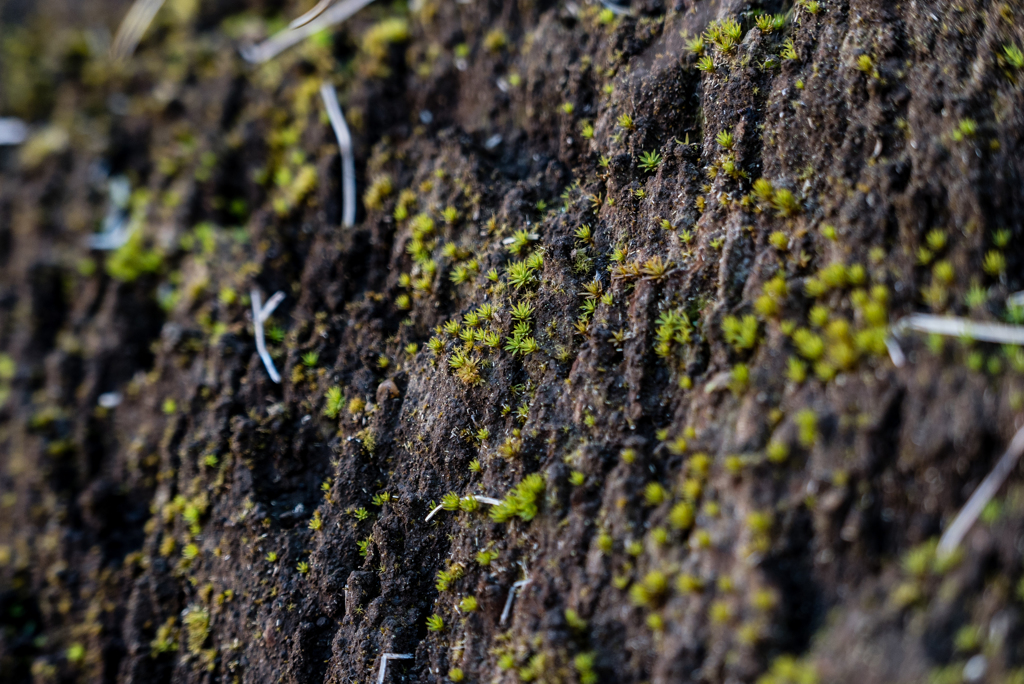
[361,18,410,76]
[106,230,163,283]
[756,655,818,684]
[150,617,179,656]
[722,314,759,351]
[794,409,818,448]
[490,473,546,522]
[628,570,668,607]
[182,605,210,654]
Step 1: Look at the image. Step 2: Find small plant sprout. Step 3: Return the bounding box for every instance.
[301,351,320,367]
[251,290,286,383]
[426,614,444,632]
[507,259,538,289]
[953,118,978,141]
[308,510,323,531]
[983,250,1007,276]
[617,113,635,130]
[629,570,669,607]
[756,13,785,32]
[641,255,672,280]
[561,102,575,114]
[686,35,705,55]
[639,150,663,172]
[771,188,801,217]
[500,578,533,624]
[696,55,715,72]
[1004,44,1024,69]
[716,130,734,149]
[376,653,413,684]
[722,315,759,351]
[511,301,535,321]
[459,596,479,612]
[320,83,357,227]
[781,39,798,60]
[794,409,818,448]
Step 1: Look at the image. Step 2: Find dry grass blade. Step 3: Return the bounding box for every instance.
[424,495,501,522]
[252,290,286,383]
[320,83,356,228]
[893,313,1024,346]
[500,578,532,625]
[938,423,1024,559]
[290,0,336,28]
[376,653,412,684]
[0,117,29,145]
[239,0,376,64]
[110,0,167,61]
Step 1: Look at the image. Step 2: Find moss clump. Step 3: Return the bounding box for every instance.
[628,570,668,607]
[722,314,759,351]
[363,174,393,210]
[490,473,546,522]
[106,230,163,283]
[756,655,818,684]
[182,606,210,654]
[361,18,410,77]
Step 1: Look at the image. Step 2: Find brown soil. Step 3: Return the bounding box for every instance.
[3,1,1024,683]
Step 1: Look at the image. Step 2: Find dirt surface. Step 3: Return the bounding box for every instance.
[3,0,1024,682]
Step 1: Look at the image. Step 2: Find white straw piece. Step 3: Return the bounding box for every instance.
[251,289,286,383]
[239,0,376,64]
[884,336,906,368]
[893,313,1024,346]
[0,117,29,146]
[110,0,167,61]
[290,0,336,28]
[424,496,502,522]
[938,423,1024,558]
[376,653,413,684]
[600,0,632,15]
[320,82,357,228]
[90,176,134,250]
[500,578,532,625]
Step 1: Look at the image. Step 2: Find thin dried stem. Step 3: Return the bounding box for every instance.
[251,290,286,383]
[290,0,336,28]
[320,83,356,228]
[938,423,1024,558]
[376,653,412,684]
[424,495,501,522]
[111,0,166,61]
[499,577,532,626]
[0,117,28,145]
[239,0,376,64]
[893,313,1024,346]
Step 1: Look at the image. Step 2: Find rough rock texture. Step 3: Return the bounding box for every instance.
[3,0,1024,683]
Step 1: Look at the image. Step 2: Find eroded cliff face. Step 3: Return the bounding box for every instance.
[2,0,1024,682]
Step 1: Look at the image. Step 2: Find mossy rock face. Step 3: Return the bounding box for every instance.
[2,1,1024,683]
